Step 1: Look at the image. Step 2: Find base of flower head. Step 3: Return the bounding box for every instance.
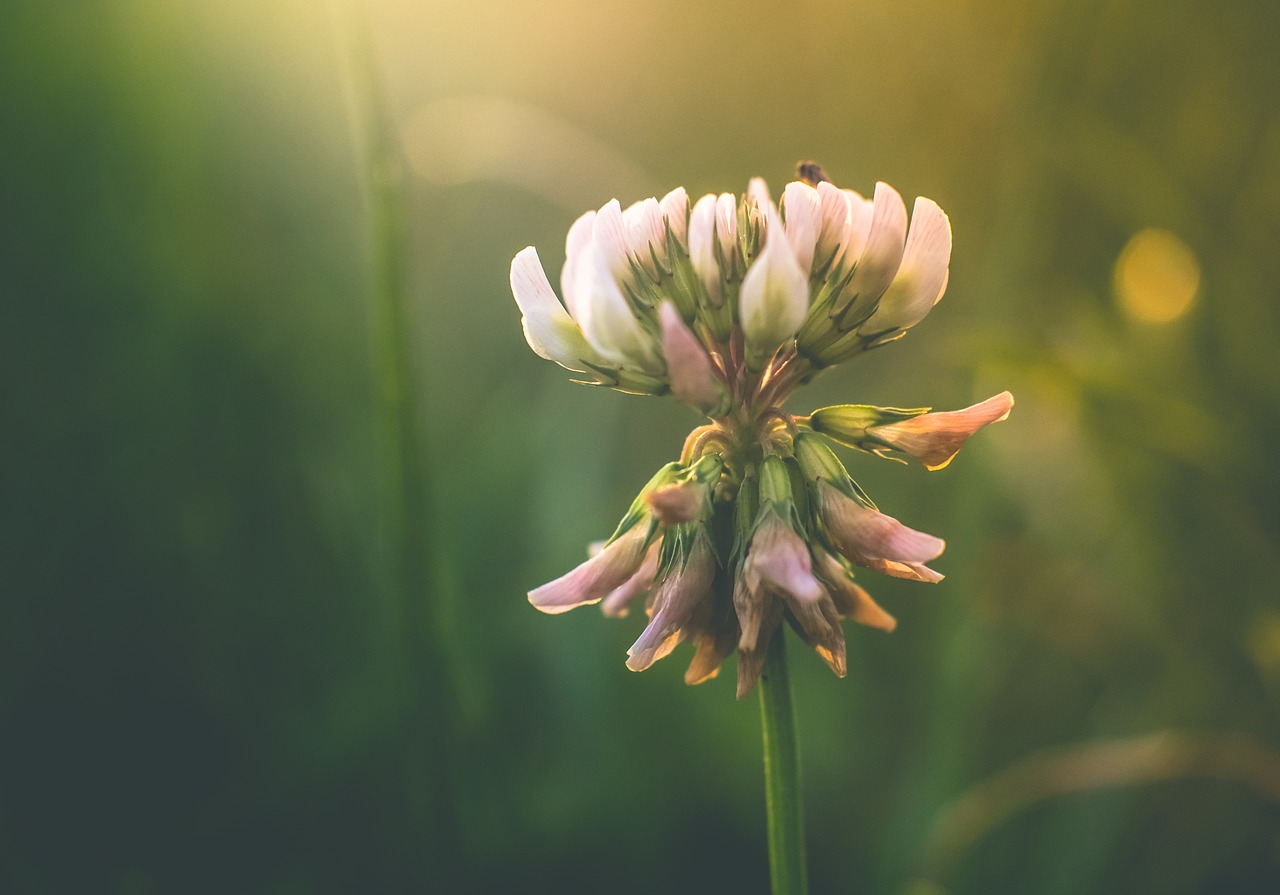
[523,397,1007,696]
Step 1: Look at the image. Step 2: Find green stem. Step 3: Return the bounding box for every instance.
[759,627,810,895]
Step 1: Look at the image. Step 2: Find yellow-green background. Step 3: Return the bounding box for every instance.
[4,1,1279,892]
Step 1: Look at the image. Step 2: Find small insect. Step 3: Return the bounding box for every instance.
[796,161,831,187]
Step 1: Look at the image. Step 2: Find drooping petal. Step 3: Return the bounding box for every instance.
[833,182,908,317]
[781,181,821,276]
[684,583,738,685]
[601,541,660,618]
[814,549,897,632]
[660,186,689,248]
[784,593,847,677]
[743,510,825,604]
[818,480,946,582]
[738,204,810,367]
[626,535,716,671]
[529,524,651,614]
[510,247,600,372]
[864,196,952,332]
[735,597,782,698]
[870,391,1013,470]
[560,210,596,320]
[658,301,722,414]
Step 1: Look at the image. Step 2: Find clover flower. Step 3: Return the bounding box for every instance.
[512,165,1013,697]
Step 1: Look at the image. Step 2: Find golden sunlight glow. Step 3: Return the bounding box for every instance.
[1114,228,1200,324]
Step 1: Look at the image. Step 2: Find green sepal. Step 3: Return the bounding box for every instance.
[729,468,760,569]
[792,430,876,509]
[758,454,794,510]
[809,403,931,449]
[604,462,683,545]
[574,360,670,396]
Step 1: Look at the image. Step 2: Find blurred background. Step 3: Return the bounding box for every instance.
[3,0,1280,892]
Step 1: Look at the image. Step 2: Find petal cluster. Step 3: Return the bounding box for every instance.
[516,166,1011,697]
[509,170,955,412]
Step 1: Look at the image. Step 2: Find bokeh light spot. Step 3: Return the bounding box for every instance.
[1114,228,1200,323]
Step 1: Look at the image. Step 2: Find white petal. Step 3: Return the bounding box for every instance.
[574,241,662,372]
[840,189,874,265]
[689,193,720,301]
[864,197,952,332]
[593,199,632,281]
[836,182,907,314]
[660,187,689,248]
[560,210,596,320]
[510,247,599,371]
[815,181,852,269]
[624,197,665,268]
[748,177,773,210]
[714,192,738,262]
[738,204,809,365]
[782,181,821,276]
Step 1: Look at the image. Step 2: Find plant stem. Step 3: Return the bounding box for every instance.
[759,627,810,895]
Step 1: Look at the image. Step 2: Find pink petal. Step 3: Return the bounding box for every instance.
[819,481,945,582]
[658,301,721,414]
[744,511,824,603]
[528,524,650,614]
[601,542,660,617]
[626,536,715,671]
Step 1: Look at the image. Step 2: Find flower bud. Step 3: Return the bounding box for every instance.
[660,186,689,249]
[688,193,721,304]
[738,204,810,369]
[714,192,739,269]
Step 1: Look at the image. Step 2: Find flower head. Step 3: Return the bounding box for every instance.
[514,164,1012,696]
